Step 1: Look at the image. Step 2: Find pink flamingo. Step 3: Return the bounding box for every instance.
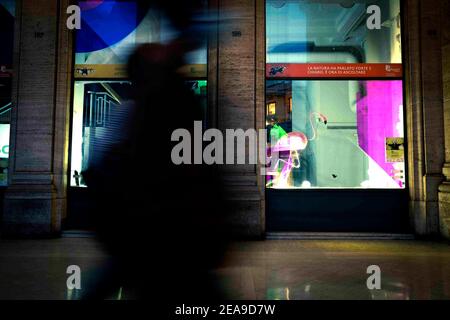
[268,112,328,188]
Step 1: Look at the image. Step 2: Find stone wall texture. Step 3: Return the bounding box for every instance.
[438,0,450,239]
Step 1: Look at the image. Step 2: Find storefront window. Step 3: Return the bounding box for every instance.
[74,0,207,79]
[70,1,208,187]
[265,0,405,189]
[266,0,402,72]
[0,0,15,186]
[70,80,208,187]
[70,81,133,187]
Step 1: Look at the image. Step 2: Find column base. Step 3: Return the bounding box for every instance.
[438,182,450,240]
[2,184,61,238]
[409,199,442,237]
[226,200,265,239]
[224,181,265,239]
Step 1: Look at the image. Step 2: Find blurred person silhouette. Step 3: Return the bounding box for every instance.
[81,0,229,301]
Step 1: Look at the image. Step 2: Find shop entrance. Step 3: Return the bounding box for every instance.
[264,0,410,233]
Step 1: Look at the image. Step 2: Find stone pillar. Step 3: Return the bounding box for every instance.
[2,0,72,237]
[438,0,450,239]
[209,0,264,237]
[405,0,445,237]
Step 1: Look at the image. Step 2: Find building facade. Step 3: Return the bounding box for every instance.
[0,0,449,239]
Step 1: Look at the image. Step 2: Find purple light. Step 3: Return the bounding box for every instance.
[357,80,404,187]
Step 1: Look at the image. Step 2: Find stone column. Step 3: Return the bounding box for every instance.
[405,0,445,237]
[2,0,72,237]
[438,0,450,239]
[209,0,264,237]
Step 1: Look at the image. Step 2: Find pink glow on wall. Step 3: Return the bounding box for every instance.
[357,80,404,187]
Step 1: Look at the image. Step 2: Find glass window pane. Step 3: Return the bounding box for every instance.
[70,80,208,187]
[75,0,207,79]
[266,79,405,189]
[266,0,402,78]
[70,81,133,187]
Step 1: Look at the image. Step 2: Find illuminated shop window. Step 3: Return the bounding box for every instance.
[74,0,207,79]
[0,0,15,186]
[70,1,208,187]
[266,80,405,189]
[70,81,132,187]
[266,0,402,68]
[70,80,208,187]
[265,0,405,189]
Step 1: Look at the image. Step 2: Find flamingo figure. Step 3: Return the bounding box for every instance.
[267,112,328,188]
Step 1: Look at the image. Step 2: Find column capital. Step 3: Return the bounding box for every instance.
[442,163,450,181]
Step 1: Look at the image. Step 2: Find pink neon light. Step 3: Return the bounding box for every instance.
[357,80,404,187]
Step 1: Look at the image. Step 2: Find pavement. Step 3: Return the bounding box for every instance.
[0,237,448,300]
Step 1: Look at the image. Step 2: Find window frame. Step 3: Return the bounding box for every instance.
[263,0,409,191]
[67,2,209,189]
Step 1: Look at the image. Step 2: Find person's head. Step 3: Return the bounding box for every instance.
[127,42,185,101]
[140,0,206,31]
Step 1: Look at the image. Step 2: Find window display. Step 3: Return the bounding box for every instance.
[266,0,402,78]
[265,0,405,190]
[75,0,207,79]
[266,80,405,189]
[70,81,133,187]
[70,80,207,187]
[70,1,209,187]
